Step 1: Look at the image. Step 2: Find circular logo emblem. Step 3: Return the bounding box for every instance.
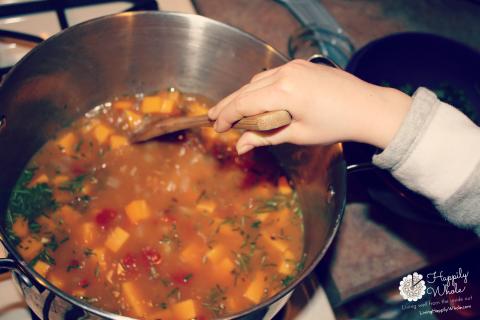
[399,272,426,301]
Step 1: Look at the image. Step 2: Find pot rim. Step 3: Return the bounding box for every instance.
[0,10,345,320]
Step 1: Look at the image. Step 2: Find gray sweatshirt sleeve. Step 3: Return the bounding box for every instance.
[372,87,480,235]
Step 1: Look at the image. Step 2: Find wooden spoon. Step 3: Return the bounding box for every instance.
[130,110,292,143]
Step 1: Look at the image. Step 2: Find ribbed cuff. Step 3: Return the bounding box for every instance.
[373,87,439,170]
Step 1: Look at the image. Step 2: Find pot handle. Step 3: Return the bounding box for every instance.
[0,257,16,274]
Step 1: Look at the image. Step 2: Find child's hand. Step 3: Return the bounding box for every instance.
[208,59,412,154]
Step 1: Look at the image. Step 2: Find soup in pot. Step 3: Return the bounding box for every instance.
[4,89,305,319]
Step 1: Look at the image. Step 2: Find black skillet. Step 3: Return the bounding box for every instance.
[345,32,480,225]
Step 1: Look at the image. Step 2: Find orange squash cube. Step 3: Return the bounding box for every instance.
[125,199,151,224]
[105,227,130,252]
[29,174,49,186]
[48,273,65,290]
[56,132,76,155]
[12,217,29,238]
[110,135,129,150]
[80,222,97,246]
[33,261,51,277]
[186,101,208,116]
[206,244,227,264]
[278,176,292,195]
[124,110,142,127]
[17,236,43,260]
[113,99,133,110]
[180,242,205,265]
[58,205,81,226]
[122,281,148,318]
[196,199,216,214]
[53,175,69,186]
[172,299,198,320]
[93,123,113,144]
[243,271,268,304]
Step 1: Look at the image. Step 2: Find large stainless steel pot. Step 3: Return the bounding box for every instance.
[0,12,346,320]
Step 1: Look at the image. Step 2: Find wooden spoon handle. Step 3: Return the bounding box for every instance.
[130,110,292,143]
[233,110,292,131]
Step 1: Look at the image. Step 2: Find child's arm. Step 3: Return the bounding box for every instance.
[373,88,480,234]
[209,60,480,234]
[208,59,412,153]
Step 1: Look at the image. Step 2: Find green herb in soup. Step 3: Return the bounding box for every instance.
[4,89,305,320]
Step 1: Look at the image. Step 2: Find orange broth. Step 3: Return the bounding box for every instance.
[5,89,304,319]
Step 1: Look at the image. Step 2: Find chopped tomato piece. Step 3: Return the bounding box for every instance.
[141,247,162,266]
[71,163,87,176]
[160,214,176,224]
[172,272,193,285]
[95,208,117,229]
[121,253,138,271]
[78,278,90,288]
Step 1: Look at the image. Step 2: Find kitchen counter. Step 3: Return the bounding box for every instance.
[194,0,480,306]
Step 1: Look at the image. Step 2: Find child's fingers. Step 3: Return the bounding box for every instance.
[214,84,284,132]
[235,123,297,155]
[209,73,278,120]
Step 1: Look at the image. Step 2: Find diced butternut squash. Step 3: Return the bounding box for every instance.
[215,257,235,282]
[278,250,295,275]
[125,199,151,224]
[206,244,227,264]
[33,261,50,277]
[142,91,180,114]
[48,273,65,290]
[58,205,81,226]
[12,217,29,238]
[93,123,113,144]
[186,101,208,116]
[110,135,129,150]
[226,298,239,313]
[29,174,49,186]
[180,242,205,265]
[124,110,142,127]
[113,99,133,110]
[36,216,56,233]
[80,222,97,246]
[218,224,243,245]
[81,119,99,134]
[262,233,289,254]
[254,182,275,199]
[243,271,267,304]
[105,227,130,252]
[200,127,219,142]
[256,212,270,222]
[53,175,69,186]
[274,208,291,229]
[56,132,76,155]
[72,289,87,298]
[81,183,92,195]
[122,281,148,318]
[278,176,292,195]
[171,299,198,320]
[196,199,216,214]
[17,236,43,260]
[141,96,162,114]
[147,309,174,320]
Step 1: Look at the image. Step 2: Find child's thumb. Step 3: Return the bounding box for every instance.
[235,127,291,155]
